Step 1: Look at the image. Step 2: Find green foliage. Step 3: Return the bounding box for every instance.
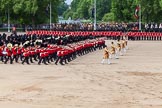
[0,0,60,24]
[1,0,162,24]
[63,0,111,20]
[140,0,162,23]
[63,0,162,23]
[63,9,73,19]
[57,0,69,16]
[96,0,111,20]
[111,0,136,22]
[102,12,114,22]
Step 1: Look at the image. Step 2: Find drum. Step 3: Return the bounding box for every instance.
[2,51,7,55]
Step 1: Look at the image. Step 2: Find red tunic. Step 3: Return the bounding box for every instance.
[0,47,3,56]
[40,49,45,58]
[6,48,12,56]
[44,52,49,57]
[12,47,17,56]
[40,52,45,58]
[23,50,29,57]
[17,48,22,55]
[57,50,63,57]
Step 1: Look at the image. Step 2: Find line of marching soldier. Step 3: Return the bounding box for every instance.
[27,30,162,41]
[101,37,128,65]
[0,38,105,65]
[0,43,22,64]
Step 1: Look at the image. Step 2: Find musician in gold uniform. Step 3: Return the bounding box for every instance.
[121,39,126,55]
[110,42,118,59]
[123,36,128,50]
[115,39,121,58]
[101,45,111,64]
[117,39,123,56]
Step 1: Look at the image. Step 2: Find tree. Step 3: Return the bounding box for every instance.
[102,12,114,22]
[140,0,162,23]
[0,0,60,24]
[57,0,69,16]
[96,0,111,20]
[1,0,162,24]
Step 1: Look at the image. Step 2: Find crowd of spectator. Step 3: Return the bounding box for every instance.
[1,22,162,32]
[144,23,162,32]
[27,22,139,32]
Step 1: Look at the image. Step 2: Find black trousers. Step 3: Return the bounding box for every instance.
[29,56,34,63]
[55,56,64,65]
[0,55,5,62]
[38,57,47,65]
[19,54,23,61]
[22,57,30,64]
[4,56,13,64]
[12,55,18,63]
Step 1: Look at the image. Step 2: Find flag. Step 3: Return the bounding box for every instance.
[134,6,140,19]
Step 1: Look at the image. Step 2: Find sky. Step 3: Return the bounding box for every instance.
[65,0,73,5]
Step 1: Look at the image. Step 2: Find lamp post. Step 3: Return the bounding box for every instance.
[50,0,52,30]
[139,4,141,31]
[8,8,10,32]
[94,0,97,31]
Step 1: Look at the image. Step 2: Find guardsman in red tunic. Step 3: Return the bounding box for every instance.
[32,47,38,61]
[12,44,18,63]
[0,46,4,62]
[44,48,50,64]
[62,49,68,64]
[68,45,76,60]
[29,47,36,63]
[49,46,54,62]
[65,46,74,62]
[28,47,34,63]
[55,49,64,65]
[21,47,25,61]
[4,43,13,64]
[38,48,48,65]
[54,46,61,60]
[77,43,82,56]
[17,45,22,62]
[22,48,30,65]
[35,46,40,60]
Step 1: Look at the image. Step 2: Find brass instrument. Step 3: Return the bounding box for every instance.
[7,43,13,49]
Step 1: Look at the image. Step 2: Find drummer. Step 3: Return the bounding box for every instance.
[101,45,111,65]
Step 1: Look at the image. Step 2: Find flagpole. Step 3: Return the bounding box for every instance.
[50,1,52,30]
[8,8,10,32]
[94,0,96,31]
[139,4,141,31]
